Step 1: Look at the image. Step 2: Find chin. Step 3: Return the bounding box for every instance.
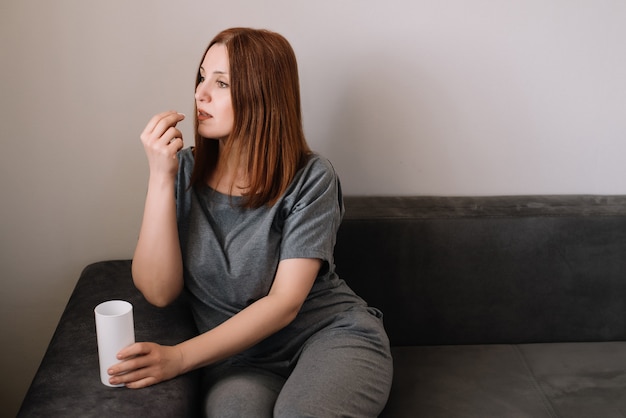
[198,129,227,140]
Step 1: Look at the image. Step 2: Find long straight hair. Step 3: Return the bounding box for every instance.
[190,28,312,208]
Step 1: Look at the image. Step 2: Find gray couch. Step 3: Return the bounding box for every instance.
[19,195,626,417]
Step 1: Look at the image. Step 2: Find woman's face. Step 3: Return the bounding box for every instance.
[195,43,234,140]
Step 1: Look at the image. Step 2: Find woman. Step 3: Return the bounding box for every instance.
[108,27,393,417]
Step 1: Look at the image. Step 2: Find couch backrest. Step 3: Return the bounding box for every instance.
[334,195,626,346]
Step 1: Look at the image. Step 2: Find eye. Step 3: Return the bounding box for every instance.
[217,80,229,88]
[198,75,205,83]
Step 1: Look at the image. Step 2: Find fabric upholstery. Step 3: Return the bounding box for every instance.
[382,345,555,417]
[337,195,626,345]
[382,342,626,417]
[518,342,626,417]
[18,260,200,418]
[19,195,626,417]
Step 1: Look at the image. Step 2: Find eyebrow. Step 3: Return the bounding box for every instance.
[199,66,228,75]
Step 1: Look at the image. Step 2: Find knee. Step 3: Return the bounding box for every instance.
[274,400,318,418]
[203,373,282,418]
[274,399,382,418]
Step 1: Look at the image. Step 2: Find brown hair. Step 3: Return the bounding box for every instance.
[190,28,312,208]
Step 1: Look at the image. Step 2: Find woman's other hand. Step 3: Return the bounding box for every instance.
[108,342,184,389]
[140,111,185,178]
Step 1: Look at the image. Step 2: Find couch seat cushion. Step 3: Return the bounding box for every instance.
[382,345,554,417]
[383,342,626,417]
[519,342,626,417]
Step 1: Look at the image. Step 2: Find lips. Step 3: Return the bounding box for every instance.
[197,110,212,121]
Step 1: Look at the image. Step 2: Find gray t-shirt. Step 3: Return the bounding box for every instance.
[175,147,366,364]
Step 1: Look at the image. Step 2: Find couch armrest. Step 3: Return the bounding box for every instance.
[18,260,201,418]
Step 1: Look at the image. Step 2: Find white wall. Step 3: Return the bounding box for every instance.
[2,0,625,414]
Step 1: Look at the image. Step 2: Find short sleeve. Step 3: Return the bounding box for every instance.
[279,157,344,263]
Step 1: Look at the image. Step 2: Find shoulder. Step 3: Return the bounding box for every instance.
[299,153,338,183]
[178,147,195,166]
[177,147,195,177]
[175,147,195,193]
[279,153,343,212]
[289,153,340,197]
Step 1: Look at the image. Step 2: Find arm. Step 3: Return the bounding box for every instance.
[132,111,186,307]
[108,257,321,388]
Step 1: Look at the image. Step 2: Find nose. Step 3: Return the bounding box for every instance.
[195,82,210,102]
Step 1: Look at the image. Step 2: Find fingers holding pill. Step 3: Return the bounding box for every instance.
[140,110,186,176]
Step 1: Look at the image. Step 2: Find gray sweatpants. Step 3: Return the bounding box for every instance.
[202,307,394,417]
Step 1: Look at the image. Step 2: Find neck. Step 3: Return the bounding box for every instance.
[209,139,247,195]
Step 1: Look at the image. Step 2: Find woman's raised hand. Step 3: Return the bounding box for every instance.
[140,111,186,178]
